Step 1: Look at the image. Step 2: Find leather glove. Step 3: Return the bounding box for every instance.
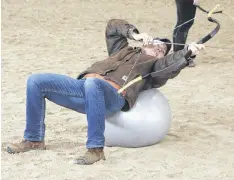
[188,42,205,56]
[132,32,153,46]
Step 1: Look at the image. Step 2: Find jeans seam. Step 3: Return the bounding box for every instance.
[30,78,45,139]
[42,89,84,98]
[39,95,44,138]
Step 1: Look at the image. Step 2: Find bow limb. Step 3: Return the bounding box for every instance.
[185,4,221,58]
[196,4,222,14]
[118,76,143,94]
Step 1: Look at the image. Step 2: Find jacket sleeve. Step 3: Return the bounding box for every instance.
[105,19,139,56]
[150,49,189,88]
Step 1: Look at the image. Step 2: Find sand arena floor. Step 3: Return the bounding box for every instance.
[1,0,234,179]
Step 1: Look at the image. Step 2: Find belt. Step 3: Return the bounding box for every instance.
[83,73,126,96]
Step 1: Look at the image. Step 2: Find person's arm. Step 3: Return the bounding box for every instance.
[105,19,152,56]
[105,19,139,56]
[150,43,204,88]
[150,49,188,87]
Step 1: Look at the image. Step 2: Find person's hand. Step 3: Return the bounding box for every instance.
[132,33,153,46]
[193,0,199,5]
[188,42,205,56]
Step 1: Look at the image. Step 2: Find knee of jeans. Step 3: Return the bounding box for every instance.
[27,74,44,88]
[84,78,103,90]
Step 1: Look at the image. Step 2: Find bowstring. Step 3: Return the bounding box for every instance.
[223,12,234,21]
[166,5,234,51]
[121,49,141,88]
[166,4,233,42]
[121,16,198,88]
[163,42,234,50]
[173,17,197,31]
[120,4,233,89]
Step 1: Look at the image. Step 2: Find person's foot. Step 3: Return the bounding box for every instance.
[74,148,105,165]
[6,140,46,154]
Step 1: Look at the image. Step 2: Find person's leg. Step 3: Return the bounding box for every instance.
[25,73,88,141]
[7,73,87,153]
[74,78,125,165]
[7,74,125,165]
[173,0,197,51]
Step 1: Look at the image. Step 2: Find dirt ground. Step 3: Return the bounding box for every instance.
[1,0,234,179]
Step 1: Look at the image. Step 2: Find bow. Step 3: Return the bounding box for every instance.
[184,4,221,58]
[118,4,221,94]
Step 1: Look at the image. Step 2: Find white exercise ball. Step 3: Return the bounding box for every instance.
[104,88,172,148]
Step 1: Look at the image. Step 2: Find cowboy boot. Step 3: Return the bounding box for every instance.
[74,147,105,165]
[6,140,46,154]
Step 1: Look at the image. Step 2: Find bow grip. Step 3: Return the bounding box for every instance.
[184,38,201,60]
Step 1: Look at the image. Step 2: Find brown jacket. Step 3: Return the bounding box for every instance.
[77,19,189,111]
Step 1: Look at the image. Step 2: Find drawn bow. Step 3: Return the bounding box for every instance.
[118,4,221,94]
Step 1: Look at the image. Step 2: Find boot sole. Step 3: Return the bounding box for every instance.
[6,146,46,154]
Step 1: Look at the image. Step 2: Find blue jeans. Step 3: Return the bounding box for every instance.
[24,73,125,148]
